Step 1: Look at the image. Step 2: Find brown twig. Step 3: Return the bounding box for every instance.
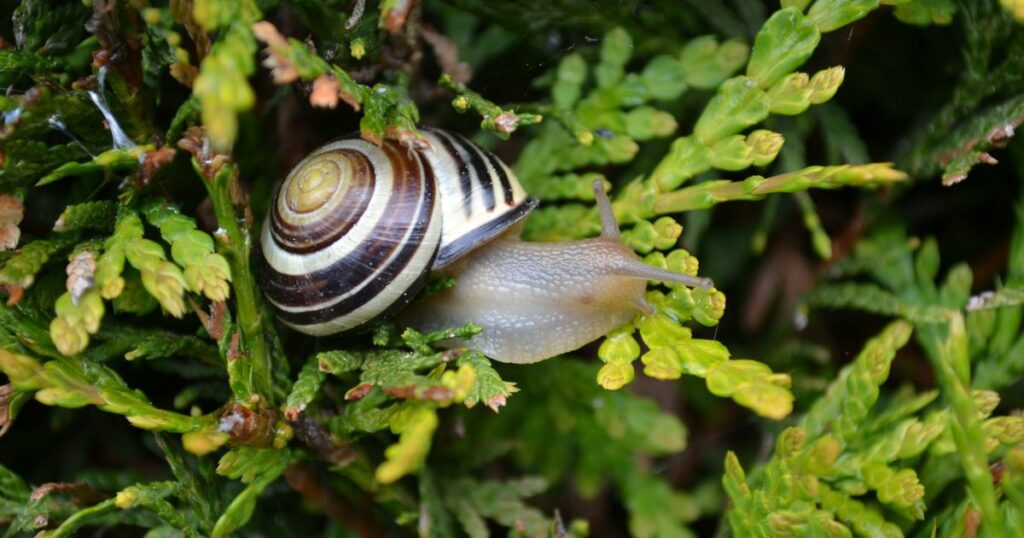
[288,412,357,467]
[283,462,388,537]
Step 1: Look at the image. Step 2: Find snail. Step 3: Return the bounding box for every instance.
[258,128,713,364]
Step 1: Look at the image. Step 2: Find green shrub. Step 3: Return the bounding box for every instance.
[1,0,1023,536]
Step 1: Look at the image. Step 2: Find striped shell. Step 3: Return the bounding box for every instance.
[258,129,536,336]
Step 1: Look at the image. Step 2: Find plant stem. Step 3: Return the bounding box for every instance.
[439,74,543,138]
[42,498,117,538]
[204,163,274,403]
[920,314,1004,536]
[652,164,907,215]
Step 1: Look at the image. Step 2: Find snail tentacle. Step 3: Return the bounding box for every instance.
[593,180,621,241]
[591,179,714,290]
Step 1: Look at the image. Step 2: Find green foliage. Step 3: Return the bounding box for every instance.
[1,0,1022,536]
[141,200,232,302]
[440,74,543,137]
[725,322,923,537]
[804,219,1024,535]
[192,1,261,151]
[0,348,214,434]
[899,0,1024,183]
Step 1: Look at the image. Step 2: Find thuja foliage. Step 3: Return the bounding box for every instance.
[0,0,1022,536]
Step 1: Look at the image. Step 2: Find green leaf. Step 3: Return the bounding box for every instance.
[211,447,293,537]
[0,349,211,434]
[675,338,729,376]
[142,200,231,301]
[456,351,517,411]
[595,27,632,88]
[114,482,199,538]
[284,354,327,418]
[443,477,551,538]
[597,361,636,390]
[418,471,458,537]
[12,0,90,56]
[36,146,149,186]
[37,498,118,538]
[621,473,697,538]
[0,462,29,508]
[746,8,821,88]
[802,321,913,441]
[638,313,692,349]
[376,403,439,483]
[650,136,711,191]
[706,359,793,419]
[693,76,770,144]
[210,479,272,538]
[0,236,76,288]
[807,0,880,32]
[192,0,260,30]
[968,286,1024,310]
[893,0,956,25]
[553,53,587,110]
[640,56,687,101]
[194,24,258,151]
[53,201,117,233]
[807,282,950,323]
[679,36,749,89]
[624,106,677,140]
[218,448,291,483]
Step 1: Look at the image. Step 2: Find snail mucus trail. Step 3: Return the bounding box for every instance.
[258,128,713,364]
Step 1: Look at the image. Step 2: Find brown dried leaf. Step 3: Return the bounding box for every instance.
[383,0,417,34]
[218,403,276,447]
[227,331,243,361]
[251,21,287,48]
[209,300,227,340]
[86,0,144,93]
[30,482,108,505]
[494,112,520,134]
[0,384,15,436]
[344,382,373,400]
[170,62,198,87]
[66,251,97,305]
[3,284,23,306]
[177,126,229,179]
[486,393,508,412]
[171,0,210,60]
[986,121,1018,147]
[135,146,177,187]
[964,508,981,538]
[0,194,24,252]
[310,75,340,109]
[978,152,998,165]
[252,21,299,84]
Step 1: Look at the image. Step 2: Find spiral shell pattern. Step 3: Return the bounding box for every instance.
[259,138,443,335]
[418,128,536,267]
[259,129,535,336]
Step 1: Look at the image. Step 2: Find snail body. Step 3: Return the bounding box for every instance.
[259,128,711,363]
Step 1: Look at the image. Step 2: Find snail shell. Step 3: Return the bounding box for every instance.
[258,129,536,336]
